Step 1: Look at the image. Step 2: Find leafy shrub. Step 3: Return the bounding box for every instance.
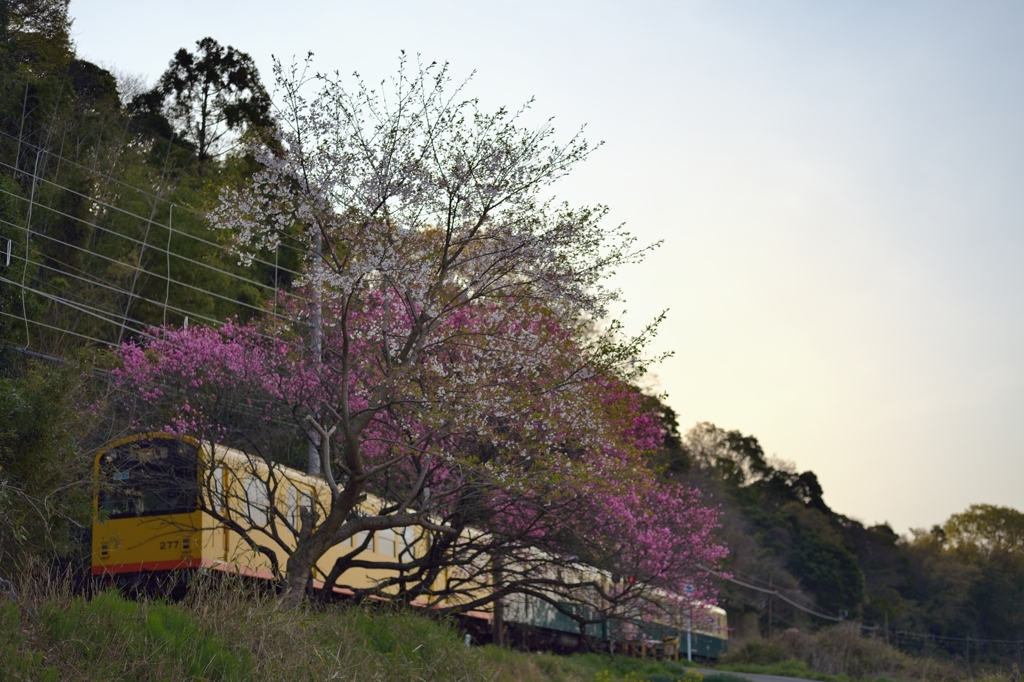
[0,360,95,574]
[720,623,970,681]
[722,638,789,665]
[0,601,58,682]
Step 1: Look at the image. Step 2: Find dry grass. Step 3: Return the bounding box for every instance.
[2,575,497,681]
[720,623,1016,682]
[20,571,995,682]
[0,573,708,682]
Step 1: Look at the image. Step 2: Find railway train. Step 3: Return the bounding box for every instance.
[91,432,728,659]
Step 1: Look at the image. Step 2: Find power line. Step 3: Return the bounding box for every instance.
[0,158,308,275]
[0,130,308,260]
[0,135,324,353]
[0,184,308,301]
[0,216,298,324]
[0,220,293,341]
[714,571,843,622]
[882,628,1023,646]
[0,272,159,340]
[0,308,118,347]
[718,570,1024,648]
[1,256,306,350]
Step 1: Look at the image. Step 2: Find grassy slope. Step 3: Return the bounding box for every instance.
[15,584,1006,682]
[0,586,746,682]
[717,628,1015,682]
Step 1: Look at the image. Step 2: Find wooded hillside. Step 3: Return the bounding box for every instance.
[652,411,1024,660]
[1,3,1021,673]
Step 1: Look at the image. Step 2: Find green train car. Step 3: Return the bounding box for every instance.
[504,592,728,659]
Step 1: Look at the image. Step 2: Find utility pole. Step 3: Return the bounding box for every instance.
[768,574,773,639]
[687,609,692,662]
[493,555,504,647]
[307,227,323,476]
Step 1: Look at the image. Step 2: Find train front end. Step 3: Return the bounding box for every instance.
[91,434,205,583]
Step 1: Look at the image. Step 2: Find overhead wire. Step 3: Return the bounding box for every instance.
[2,251,222,331]
[0,272,158,340]
[0,215,300,324]
[0,130,309,259]
[2,251,308,348]
[0,183,309,302]
[716,570,1023,647]
[712,570,843,622]
[0,137,318,348]
[0,158,308,276]
[0,308,119,347]
[0,136,323,351]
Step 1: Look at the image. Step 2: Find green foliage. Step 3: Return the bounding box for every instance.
[148,37,271,163]
[144,602,250,679]
[478,647,719,682]
[893,514,1024,641]
[1,576,781,682]
[0,600,59,682]
[722,639,788,665]
[944,504,1024,556]
[721,658,832,681]
[720,622,968,681]
[3,582,639,681]
[0,360,91,572]
[29,590,254,680]
[559,652,698,679]
[676,420,1024,661]
[0,0,296,358]
[673,422,865,625]
[784,503,865,615]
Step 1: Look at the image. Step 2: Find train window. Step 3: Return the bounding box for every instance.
[400,526,419,557]
[377,528,396,557]
[98,438,199,518]
[355,530,374,552]
[284,487,314,532]
[299,491,314,532]
[286,486,298,528]
[243,477,269,527]
[210,467,225,513]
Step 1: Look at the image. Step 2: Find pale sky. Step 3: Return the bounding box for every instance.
[69,1,1024,534]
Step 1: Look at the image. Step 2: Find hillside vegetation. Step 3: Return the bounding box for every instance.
[659,420,1024,659]
[3,578,1018,682]
[720,623,968,682]
[1,577,749,682]
[2,4,1024,681]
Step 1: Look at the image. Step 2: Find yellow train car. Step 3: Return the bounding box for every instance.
[91,432,719,657]
[91,433,432,596]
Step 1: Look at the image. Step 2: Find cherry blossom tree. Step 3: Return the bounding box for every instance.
[114,318,727,626]
[206,55,665,605]
[114,55,729,612]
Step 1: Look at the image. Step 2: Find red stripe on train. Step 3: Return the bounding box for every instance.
[91,558,203,575]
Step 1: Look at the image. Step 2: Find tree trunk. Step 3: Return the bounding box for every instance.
[493,554,504,646]
[281,533,319,607]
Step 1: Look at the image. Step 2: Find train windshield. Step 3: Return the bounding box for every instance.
[98,438,199,518]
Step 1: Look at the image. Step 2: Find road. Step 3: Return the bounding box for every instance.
[697,668,817,682]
